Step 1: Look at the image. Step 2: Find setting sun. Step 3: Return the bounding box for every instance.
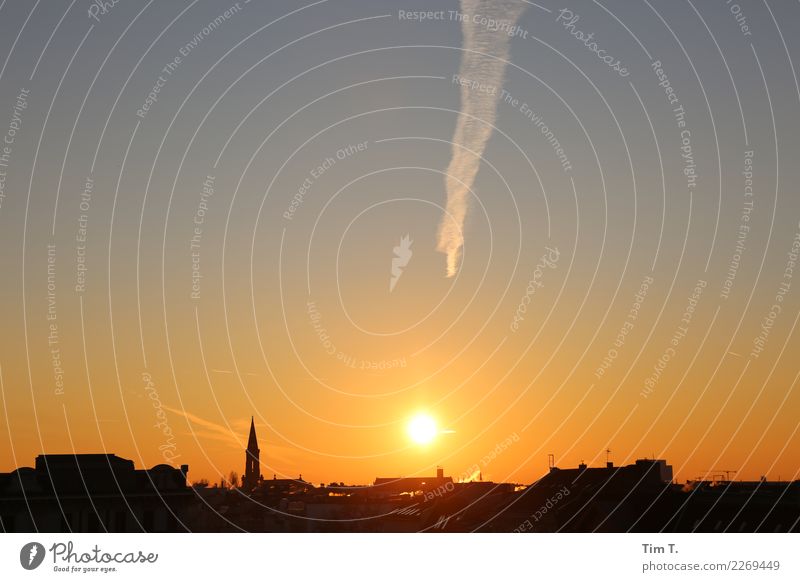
[407,414,438,445]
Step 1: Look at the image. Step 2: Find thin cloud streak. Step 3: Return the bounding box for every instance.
[437,0,527,276]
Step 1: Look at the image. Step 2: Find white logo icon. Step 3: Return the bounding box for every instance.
[390,235,413,292]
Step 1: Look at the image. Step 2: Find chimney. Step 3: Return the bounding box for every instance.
[180,464,189,484]
[606,462,613,469]
[436,466,444,480]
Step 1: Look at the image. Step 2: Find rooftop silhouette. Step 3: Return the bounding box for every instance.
[2,427,798,532]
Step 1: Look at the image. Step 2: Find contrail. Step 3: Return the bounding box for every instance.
[437,0,527,277]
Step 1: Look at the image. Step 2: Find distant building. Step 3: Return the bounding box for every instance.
[483,457,679,532]
[0,454,193,532]
[551,457,674,484]
[262,474,313,496]
[371,467,453,498]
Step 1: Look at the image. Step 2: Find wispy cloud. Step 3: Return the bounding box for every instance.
[163,405,242,449]
[162,406,301,467]
[438,0,527,276]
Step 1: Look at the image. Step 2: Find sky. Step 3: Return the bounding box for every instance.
[1,0,800,486]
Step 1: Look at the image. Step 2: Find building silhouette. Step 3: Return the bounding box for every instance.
[3,436,798,532]
[371,466,452,498]
[192,426,800,532]
[0,454,192,532]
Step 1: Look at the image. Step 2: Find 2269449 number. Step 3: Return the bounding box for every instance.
[730,560,780,571]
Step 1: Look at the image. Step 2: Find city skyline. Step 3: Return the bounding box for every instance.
[4,434,798,533]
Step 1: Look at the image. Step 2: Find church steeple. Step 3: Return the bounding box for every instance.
[243,416,260,490]
[247,416,259,451]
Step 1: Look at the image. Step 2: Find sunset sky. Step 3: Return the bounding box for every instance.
[1,0,799,487]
